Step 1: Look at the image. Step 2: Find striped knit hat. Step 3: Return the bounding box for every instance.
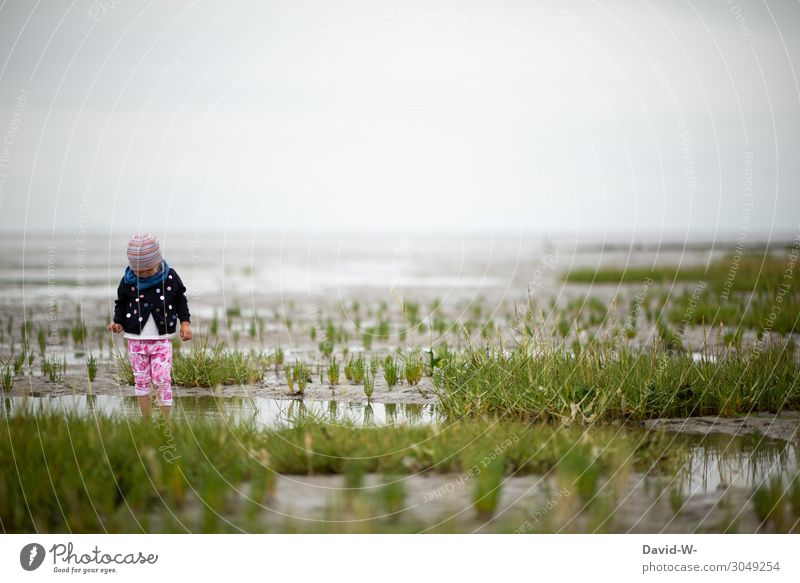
[127,232,162,272]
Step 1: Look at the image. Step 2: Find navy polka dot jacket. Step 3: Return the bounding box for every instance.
[113,267,191,335]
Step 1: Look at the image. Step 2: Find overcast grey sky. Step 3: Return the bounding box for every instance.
[0,0,798,238]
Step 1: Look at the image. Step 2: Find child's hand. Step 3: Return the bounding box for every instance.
[180,322,193,341]
[107,323,123,334]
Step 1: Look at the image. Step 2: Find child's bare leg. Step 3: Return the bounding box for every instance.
[138,394,152,417]
[152,339,174,420]
[129,342,153,418]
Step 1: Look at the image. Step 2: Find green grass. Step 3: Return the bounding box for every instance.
[383,355,400,389]
[40,354,66,382]
[666,285,799,335]
[291,360,311,396]
[433,340,800,421]
[273,345,284,370]
[209,311,219,336]
[71,321,88,345]
[403,351,424,386]
[0,412,686,533]
[344,353,365,384]
[473,453,505,518]
[363,369,374,401]
[5,351,21,378]
[362,327,374,350]
[1,359,13,391]
[564,253,799,335]
[112,339,271,388]
[327,356,339,386]
[85,352,98,382]
[564,253,798,292]
[172,342,270,387]
[37,328,46,355]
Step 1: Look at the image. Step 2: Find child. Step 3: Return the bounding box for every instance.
[107,233,192,417]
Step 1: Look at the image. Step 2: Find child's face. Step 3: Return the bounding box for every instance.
[132,264,159,277]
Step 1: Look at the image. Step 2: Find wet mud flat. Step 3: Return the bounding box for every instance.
[6,366,438,406]
[645,412,800,443]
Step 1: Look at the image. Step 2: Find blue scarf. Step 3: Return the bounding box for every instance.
[122,259,170,290]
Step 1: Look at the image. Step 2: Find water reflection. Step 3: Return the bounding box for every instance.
[1,394,438,428]
[674,432,797,495]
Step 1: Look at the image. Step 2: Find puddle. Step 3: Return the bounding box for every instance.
[1,394,438,428]
[671,431,797,495]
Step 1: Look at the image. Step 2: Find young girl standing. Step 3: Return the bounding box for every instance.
[107,233,192,417]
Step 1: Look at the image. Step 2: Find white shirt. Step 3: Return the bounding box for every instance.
[123,313,175,340]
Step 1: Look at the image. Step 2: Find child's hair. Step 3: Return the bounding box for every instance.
[127,232,162,271]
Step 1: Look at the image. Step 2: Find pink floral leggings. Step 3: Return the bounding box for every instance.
[127,338,173,406]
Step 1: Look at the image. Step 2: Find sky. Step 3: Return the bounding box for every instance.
[0,0,798,239]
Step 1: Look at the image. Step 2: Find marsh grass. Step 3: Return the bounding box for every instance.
[0,412,685,532]
[1,359,13,391]
[565,253,799,334]
[473,454,504,518]
[71,321,87,345]
[327,357,340,386]
[345,353,365,384]
[111,345,135,385]
[363,369,374,401]
[273,345,284,371]
[383,355,400,389]
[656,321,683,352]
[362,328,374,350]
[85,352,98,383]
[378,475,406,517]
[403,352,423,386]
[286,367,296,394]
[564,253,796,292]
[210,311,219,336]
[41,354,66,382]
[369,354,380,376]
[20,321,30,349]
[319,338,333,357]
[37,328,46,355]
[434,339,799,421]
[171,340,270,387]
[112,339,270,388]
[291,361,311,396]
[341,458,366,509]
[377,319,390,341]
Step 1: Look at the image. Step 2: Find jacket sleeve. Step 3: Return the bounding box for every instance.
[113,280,127,324]
[172,270,191,323]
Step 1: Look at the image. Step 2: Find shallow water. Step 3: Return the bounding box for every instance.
[675,432,797,496]
[1,394,438,428]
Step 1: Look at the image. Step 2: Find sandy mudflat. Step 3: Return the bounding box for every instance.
[644,411,800,443]
[7,367,438,406]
